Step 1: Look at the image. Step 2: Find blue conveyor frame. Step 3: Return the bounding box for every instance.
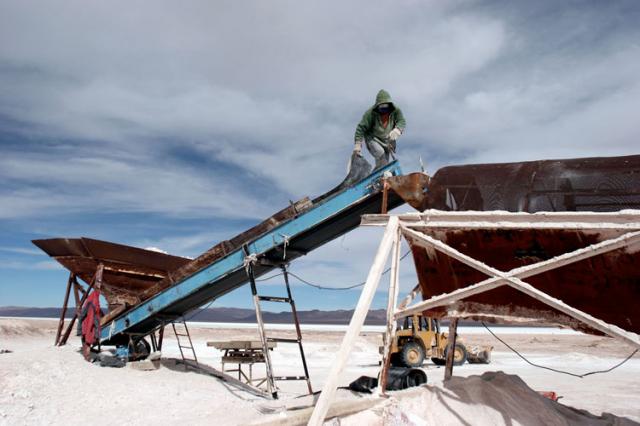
[101,161,402,344]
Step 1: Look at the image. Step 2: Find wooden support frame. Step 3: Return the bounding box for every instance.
[54,273,74,346]
[308,217,399,426]
[378,224,402,394]
[308,210,640,425]
[398,226,640,348]
[58,264,104,346]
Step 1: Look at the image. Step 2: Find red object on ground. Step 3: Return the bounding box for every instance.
[538,391,560,401]
[81,290,101,346]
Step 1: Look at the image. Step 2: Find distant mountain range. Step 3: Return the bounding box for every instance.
[0,306,389,325]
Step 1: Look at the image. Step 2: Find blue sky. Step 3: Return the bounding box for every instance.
[1,0,639,311]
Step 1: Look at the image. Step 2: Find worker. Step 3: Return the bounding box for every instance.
[353,89,406,169]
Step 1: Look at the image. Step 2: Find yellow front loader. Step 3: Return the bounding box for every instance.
[381,315,492,368]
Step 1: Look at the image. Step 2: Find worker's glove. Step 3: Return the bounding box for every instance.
[388,128,402,142]
[353,140,363,155]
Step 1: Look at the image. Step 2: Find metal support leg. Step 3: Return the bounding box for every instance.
[157,326,165,351]
[150,332,158,352]
[444,318,459,381]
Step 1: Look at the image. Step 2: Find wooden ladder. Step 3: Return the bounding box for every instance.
[171,319,199,369]
[246,259,313,399]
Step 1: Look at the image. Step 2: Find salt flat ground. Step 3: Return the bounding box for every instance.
[1,318,638,425]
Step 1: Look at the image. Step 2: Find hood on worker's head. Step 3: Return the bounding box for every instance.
[373,89,395,111]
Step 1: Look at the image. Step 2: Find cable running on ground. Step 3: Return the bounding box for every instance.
[481,322,638,378]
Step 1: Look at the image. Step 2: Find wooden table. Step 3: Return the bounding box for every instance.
[207,340,277,386]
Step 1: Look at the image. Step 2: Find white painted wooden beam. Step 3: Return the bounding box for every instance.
[308,216,399,426]
[361,209,640,230]
[396,226,640,348]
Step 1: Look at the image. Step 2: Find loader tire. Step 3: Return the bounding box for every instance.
[431,344,468,366]
[450,343,468,366]
[400,341,425,368]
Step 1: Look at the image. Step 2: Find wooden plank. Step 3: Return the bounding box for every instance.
[207,341,277,350]
[54,273,74,346]
[100,304,128,326]
[308,216,399,426]
[222,355,265,364]
[444,318,459,381]
[504,279,640,348]
[59,264,103,346]
[252,397,384,426]
[178,359,272,399]
[397,283,421,311]
[361,210,640,229]
[378,225,402,394]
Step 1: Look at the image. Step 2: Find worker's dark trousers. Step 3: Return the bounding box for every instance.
[366,138,394,170]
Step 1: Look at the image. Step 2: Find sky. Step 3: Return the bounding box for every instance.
[1,0,639,311]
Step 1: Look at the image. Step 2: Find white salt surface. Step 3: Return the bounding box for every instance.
[1,318,638,425]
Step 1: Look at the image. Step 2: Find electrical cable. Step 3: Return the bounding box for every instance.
[188,250,413,318]
[481,322,638,378]
[256,250,412,290]
[185,299,215,321]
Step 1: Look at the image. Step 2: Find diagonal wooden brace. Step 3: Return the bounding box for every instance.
[397,226,640,348]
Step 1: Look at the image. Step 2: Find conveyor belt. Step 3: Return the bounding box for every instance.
[100,161,404,344]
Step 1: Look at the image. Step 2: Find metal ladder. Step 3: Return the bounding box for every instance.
[246,260,313,399]
[171,319,199,369]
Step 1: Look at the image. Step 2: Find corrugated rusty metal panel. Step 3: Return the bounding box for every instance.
[425,154,640,212]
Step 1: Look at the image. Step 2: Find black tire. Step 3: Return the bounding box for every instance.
[128,338,151,361]
[431,344,468,366]
[446,344,468,366]
[400,341,425,368]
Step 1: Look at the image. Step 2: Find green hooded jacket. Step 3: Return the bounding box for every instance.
[354,89,406,143]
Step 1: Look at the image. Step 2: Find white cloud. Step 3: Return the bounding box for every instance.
[0,259,61,271]
[1,1,639,307]
[0,246,44,256]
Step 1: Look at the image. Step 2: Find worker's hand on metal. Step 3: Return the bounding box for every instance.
[353,140,363,155]
[388,128,402,142]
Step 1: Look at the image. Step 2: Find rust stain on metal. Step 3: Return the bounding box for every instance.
[403,154,640,335]
[424,154,640,212]
[386,172,430,211]
[409,228,640,334]
[32,238,191,313]
[139,197,314,300]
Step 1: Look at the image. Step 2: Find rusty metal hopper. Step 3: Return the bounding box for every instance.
[32,238,191,308]
[381,154,640,336]
[405,215,640,334]
[423,154,640,212]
